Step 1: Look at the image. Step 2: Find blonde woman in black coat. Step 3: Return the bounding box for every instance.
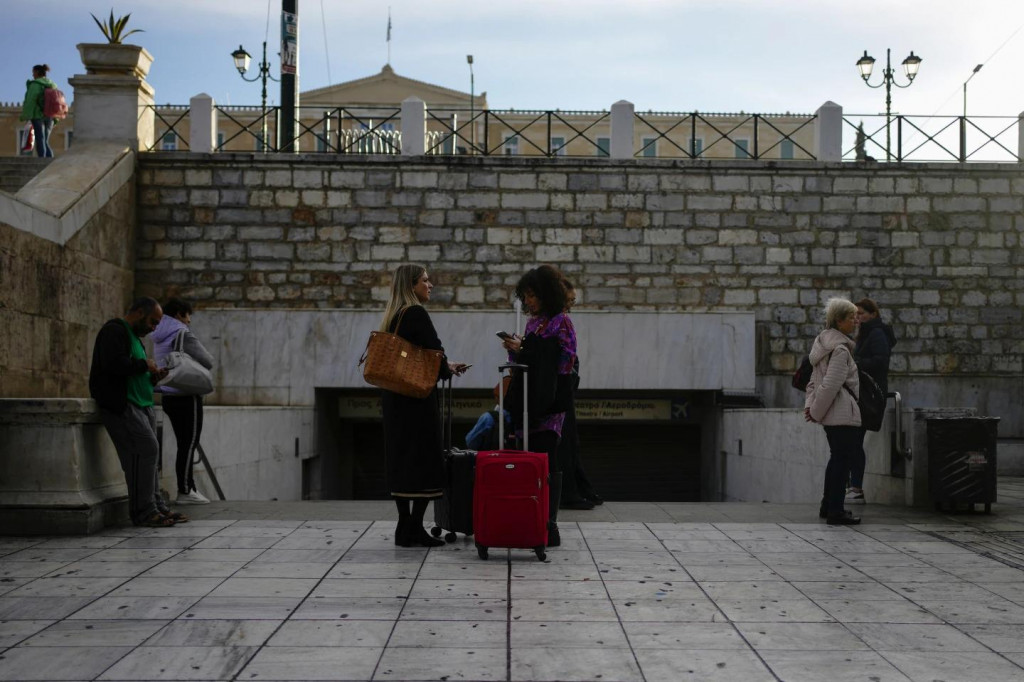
[380,264,468,547]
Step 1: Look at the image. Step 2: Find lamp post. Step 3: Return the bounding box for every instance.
[232,41,279,152]
[856,48,922,161]
[960,64,984,162]
[963,64,983,118]
[466,54,475,153]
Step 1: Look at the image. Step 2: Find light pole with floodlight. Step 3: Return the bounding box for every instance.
[856,48,922,161]
[232,42,279,152]
[467,54,475,152]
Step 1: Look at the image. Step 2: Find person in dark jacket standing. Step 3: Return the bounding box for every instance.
[90,297,183,527]
[847,297,897,505]
[20,64,56,158]
[557,279,602,510]
[380,264,468,547]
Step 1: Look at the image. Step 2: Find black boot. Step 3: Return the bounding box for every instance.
[395,499,411,546]
[547,472,562,548]
[406,498,444,547]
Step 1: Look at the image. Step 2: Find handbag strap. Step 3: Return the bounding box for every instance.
[174,328,186,352]
[357,307,412,367]
[392,306,410,335]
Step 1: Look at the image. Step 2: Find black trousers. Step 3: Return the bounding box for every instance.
[530,429,561,473]
[823,425,861,516]
[557,398,595,501]
[161,394,204,494]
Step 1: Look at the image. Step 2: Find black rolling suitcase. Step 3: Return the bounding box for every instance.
[432,377,475,542]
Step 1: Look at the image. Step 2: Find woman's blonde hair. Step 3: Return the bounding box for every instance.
[379,264,426,331]
[824,297,857,329]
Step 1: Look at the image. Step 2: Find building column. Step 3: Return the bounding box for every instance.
[610,100,635,159]
[814,101,843,163]
[190,93,217,154]
[401,97,427,156]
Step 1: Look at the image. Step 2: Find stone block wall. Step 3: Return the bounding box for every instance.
[134,154,1023,400]
[0,182,136,397]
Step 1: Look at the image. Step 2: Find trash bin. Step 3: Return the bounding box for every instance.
[926,416,999,513]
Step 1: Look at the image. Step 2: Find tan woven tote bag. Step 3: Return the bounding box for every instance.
[358,308,444,399]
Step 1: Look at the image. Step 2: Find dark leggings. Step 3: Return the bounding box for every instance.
[823,425,861,516]
[849,426,868,489]
[395,497,432,527]
[162,394,204,494]
[529,429,561,473]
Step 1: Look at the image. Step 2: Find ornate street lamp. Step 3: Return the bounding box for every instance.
[232,42,279,152]
[856,48,922,161]
[467,54,475,153]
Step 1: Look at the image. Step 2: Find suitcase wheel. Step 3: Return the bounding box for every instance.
[476,544,488,560]
[430,526,442,538]
[444,532,457,543]
[534,546,546,562]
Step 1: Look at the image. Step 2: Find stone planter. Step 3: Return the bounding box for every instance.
[77,43,153,78]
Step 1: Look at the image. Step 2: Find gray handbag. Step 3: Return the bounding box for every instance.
[157,329,214,395]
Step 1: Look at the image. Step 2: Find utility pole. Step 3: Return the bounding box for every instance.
[280,0,299,152]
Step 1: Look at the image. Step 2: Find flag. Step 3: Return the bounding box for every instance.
[387,10,392,42]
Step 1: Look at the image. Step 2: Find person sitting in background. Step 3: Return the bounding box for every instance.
[465,407,512,451]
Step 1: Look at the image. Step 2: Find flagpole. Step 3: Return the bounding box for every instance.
[387,7,391,65]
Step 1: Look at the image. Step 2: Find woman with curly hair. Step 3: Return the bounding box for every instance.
[500,265,577,546]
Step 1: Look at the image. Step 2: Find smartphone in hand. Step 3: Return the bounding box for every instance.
[495,331,512,339]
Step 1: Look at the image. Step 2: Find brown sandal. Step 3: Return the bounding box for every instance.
[138,512,176,528]
[161,511,189,524]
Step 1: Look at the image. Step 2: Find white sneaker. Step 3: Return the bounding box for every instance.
[176,489,210,505]
[845,489,865,504]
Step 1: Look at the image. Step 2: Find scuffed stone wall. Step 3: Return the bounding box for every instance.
[135,154,1023,385]
[0,181,135,397]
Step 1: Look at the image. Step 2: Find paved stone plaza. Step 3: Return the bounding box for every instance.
[1,480,1023,682]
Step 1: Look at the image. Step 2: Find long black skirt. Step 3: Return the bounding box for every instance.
[381,388,444,498]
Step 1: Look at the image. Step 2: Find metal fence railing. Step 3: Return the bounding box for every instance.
[634,111,817,160]
[145,105,190,152]
[139,102,1022,163]
[842,114,1021,163]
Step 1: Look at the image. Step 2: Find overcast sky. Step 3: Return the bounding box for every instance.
[2,0,1022,120]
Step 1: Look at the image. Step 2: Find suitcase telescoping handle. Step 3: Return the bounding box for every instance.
[498,363,528,452]
[443,376,453,453]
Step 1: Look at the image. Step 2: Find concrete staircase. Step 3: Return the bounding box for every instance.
[0,157,52,194]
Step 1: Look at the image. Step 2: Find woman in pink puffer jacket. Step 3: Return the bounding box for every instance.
[804,297,862,525]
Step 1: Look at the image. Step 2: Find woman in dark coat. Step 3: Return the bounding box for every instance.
[380,264,468,547]
[848,297,897,504]
[557,279,602,510]
[500,265,577,547]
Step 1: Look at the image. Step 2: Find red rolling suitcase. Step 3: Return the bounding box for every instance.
[473,363,549,561]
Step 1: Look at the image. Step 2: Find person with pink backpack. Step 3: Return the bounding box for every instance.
[19,64,62,158]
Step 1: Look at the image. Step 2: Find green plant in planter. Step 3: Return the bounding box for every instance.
[90,9,144,44]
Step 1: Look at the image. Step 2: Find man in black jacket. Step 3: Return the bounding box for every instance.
[89,297,175,527]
